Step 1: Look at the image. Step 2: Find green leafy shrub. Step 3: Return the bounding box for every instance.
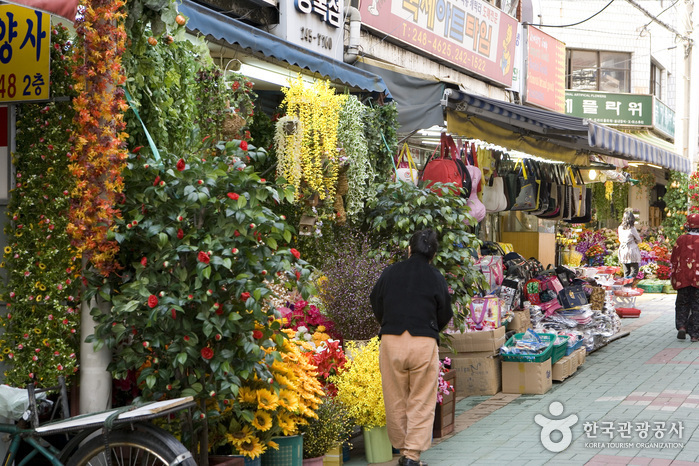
[86,135,313,453]
[365,181,486,330]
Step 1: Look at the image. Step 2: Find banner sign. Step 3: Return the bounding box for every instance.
[359,0,518,87]
[524,25,565,112]
[565,90,653,126]
[0,5,50,103]
[653,97,675,139]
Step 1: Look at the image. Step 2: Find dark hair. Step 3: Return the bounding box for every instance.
[409,229,438,260]
[620,208,636,229]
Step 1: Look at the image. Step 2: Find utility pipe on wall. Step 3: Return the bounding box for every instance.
[344,6,361,63]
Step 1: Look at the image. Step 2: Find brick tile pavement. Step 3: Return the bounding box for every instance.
[345,294,699,465]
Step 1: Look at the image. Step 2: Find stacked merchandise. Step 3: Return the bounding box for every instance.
[494,252,623,353]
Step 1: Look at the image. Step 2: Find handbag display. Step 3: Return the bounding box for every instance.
[467,296,503,330]
[482,173,508,212]
[422,133,471,197]
[476,255,504,292]
[500,277,523,311]
[464,143,486,222]
[557,285,588,309]
[511,160,540,211]
[394,143,418,185]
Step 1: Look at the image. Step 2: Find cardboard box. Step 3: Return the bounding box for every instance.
[501,359,552,395]
[441,326,506,354]
[506,309,531,334]
[443,352,501,397]
[552,354,574,382]
[575,347,586,366]
[552,348,586,382]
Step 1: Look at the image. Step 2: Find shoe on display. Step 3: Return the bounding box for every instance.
[678,328,687,340]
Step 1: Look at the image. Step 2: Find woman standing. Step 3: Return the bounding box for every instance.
[618,208,642,280]
[370,229,453,466]
[670,214,699,341]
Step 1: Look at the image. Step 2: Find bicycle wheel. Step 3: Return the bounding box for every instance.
[66,425,195,466]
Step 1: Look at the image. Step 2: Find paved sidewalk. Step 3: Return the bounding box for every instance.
[346,293,699,465]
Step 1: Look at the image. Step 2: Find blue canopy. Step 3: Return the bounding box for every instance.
[177,0,392,98]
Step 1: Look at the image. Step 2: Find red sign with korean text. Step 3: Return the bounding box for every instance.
[359,0,518,87]
[524,25,566,112]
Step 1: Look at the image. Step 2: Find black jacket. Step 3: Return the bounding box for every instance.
[370,254,453,343]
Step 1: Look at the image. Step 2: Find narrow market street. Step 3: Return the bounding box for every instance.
[345,294,699,466]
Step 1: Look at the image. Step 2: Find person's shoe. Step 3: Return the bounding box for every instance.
[691,336,699,342]
[399,457,428,466]
[678,328,687,340]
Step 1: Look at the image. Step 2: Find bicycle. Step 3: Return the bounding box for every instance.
[1,376,197,466]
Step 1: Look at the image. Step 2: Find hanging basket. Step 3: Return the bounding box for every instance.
[222,112,245,140]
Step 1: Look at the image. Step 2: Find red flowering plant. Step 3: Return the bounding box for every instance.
[85,134,314,457]
[309,339,347,396]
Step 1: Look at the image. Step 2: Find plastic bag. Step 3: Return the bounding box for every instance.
[0,385,45,421]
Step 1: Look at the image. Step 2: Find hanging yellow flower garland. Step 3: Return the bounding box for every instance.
[277,77,347,201]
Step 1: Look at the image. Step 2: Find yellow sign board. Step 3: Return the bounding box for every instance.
[0,5,50,102]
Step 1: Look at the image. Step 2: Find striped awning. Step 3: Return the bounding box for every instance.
[177,0,391,97]
[443,90,692,173]
[588,123,691,173]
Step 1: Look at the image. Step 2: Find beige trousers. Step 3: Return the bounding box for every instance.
[379,331,439,461]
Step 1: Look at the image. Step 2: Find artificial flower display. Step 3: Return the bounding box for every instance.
[209,328,324,459]
[330,337,386,428]
[67,0,129,276]
[0,25,81,387]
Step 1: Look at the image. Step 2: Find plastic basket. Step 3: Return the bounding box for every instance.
[261,436,302,466]
[565,336,583,356]
[552,335,570,364]
[663,284,677,294]
[501,332,555,363]
[637,283,664,293]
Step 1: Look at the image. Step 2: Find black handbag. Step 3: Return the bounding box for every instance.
[557,285,588,309]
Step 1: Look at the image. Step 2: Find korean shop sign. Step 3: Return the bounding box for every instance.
[0,5,50,103]
[524,25,565,113]
[359,0,518,87]
[565,91,653,126]
[273,0,344,61]
[654,97,675,139]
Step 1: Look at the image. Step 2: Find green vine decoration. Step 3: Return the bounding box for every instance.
[364,100,398,183]
[613,183,629,222]
[591,183,611,222]
[661,170,688,243]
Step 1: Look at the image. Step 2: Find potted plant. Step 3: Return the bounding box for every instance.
[208,328,325,462]
[315,229,388,342]
[328,337,392,464]
[300,396,354,465]
[433,358,456,438]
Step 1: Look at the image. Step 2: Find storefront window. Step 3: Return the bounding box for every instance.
[568,50,631,93]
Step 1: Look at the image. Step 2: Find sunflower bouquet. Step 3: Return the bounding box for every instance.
[209,328,325,459]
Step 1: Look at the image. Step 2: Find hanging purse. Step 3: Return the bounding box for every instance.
[567,168,592,224]
[394,143,418,185]
[501,155,519,210]
[530,161,550,215]
[511,159,540,211]
[482,155,508,213]
[464,143,486,223]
